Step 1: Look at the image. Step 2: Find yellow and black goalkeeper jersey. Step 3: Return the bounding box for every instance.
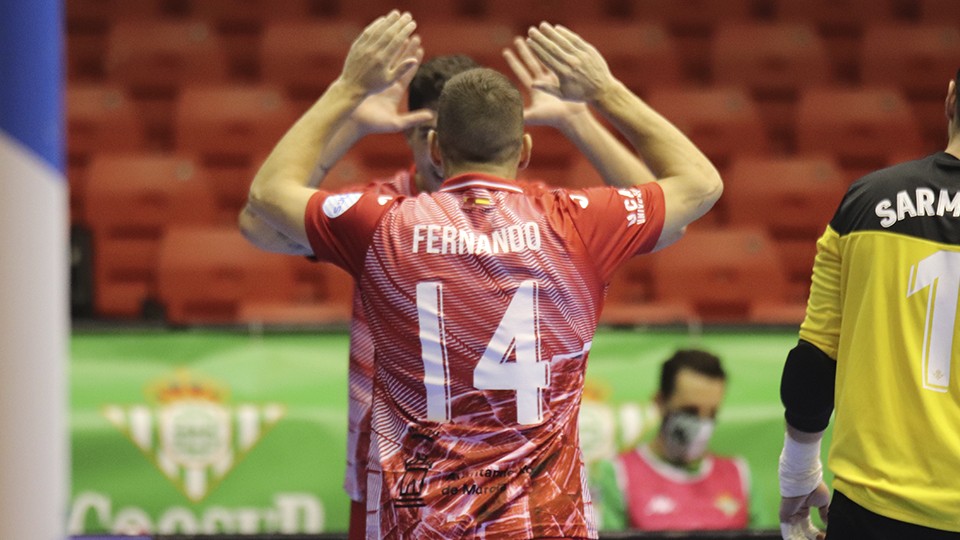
[800,151,960,532]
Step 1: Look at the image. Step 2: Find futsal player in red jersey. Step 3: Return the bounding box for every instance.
[244,12,721,538]
[241,26,656,540]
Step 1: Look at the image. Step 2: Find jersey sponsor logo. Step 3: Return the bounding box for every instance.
[101,370,286,502]
[411,222,542,255]
[394,429,438,508]
[618,188,647,226]
[875,188,960,228]
[377,195,393,206]
[645,494,677,516]
[714,492,742,517]
[322,192,362,218]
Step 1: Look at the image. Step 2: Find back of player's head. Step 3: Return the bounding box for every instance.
[435,67,524,165]
[408,55,480,112]
[659,349,727,399]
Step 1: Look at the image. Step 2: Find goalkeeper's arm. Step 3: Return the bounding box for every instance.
[777,340,835,540]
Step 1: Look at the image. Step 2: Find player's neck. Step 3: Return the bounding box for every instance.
[945,134,960,160]
[414,169,443,194]
[443,162,518,181]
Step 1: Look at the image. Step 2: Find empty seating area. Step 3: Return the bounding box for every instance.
[67,0,955,325]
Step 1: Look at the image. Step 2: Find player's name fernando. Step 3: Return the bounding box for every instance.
[411,223,542,255]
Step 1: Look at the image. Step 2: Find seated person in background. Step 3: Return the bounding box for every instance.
[589,349,752,531]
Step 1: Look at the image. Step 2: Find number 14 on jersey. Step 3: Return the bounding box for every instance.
[417,280,550,425]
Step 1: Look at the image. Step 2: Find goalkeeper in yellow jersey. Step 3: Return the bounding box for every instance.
[777,69,960,540]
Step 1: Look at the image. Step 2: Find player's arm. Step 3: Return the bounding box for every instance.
[239,33,428,253]
[238,203,313,255]
[525,24,721,252]
[311,40,432,182]
[244,11,419,248]
[777,224,841,540]
[503,37,654,189]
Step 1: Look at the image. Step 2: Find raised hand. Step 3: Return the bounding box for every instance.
[340,11,420,97]
[351,34,434,136]
[503,36,589,127]
[525,23,615,103]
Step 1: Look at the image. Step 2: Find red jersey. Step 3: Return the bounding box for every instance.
[344,169,419,502]
[304,173,665,539]
[618,445,750,531]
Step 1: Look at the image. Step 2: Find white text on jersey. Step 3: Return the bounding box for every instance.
[875,188,960,228]
[412,223,542,255]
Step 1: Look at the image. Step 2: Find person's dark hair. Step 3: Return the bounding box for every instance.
[435,68,524,165]
[660,349,727,399]
[408,55,480,112]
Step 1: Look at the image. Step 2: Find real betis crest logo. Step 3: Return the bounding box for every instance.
[102,369,286,502]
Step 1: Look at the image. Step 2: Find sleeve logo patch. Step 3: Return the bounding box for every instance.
[618,188,647,226]
[322,193,362,218]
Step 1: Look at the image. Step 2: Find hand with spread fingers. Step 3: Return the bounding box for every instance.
[339,10,421,98]
[503,36,589,126]
[525,23,615,103]
[349,34,435,136]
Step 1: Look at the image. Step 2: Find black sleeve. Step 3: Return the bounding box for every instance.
[780,339,836,433]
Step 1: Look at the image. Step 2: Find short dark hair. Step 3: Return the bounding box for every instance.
[659,349,727,399]
[435,68,524,166]
[408,55,480,112]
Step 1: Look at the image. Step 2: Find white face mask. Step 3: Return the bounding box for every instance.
[660,411,715,464]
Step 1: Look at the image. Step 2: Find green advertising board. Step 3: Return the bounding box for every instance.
[69,327,830,535]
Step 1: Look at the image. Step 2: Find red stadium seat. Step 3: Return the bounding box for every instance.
[398,0,473,21]
[66,84,148,161]
[601,257,697,326]
[919,0,960,22]
[240,261,354,326]
[66,84,148,223]
[773,0,897,31]
[67,0,166,29]
[415,21,518,75]
[104,20,229,94]
[320,0,403,21]
[174,85,299,157]
[184,0,312,27]
[174,85,300,221]
[568,22,683,95]
[724,156,848,301]
[772,0,898,84]
[712,22,832,95]
[711,21,832,150]
[157,226,298,325]
[650,226,803,323]
[475,0,622,30]
[259,20,365,103]
[861,24,960,150]
[626,0,755,31]
[645,86,770,173]
[622,0,755,82]
[861,25,960,99]
[795,86,924,180]
[85,154,218,318]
